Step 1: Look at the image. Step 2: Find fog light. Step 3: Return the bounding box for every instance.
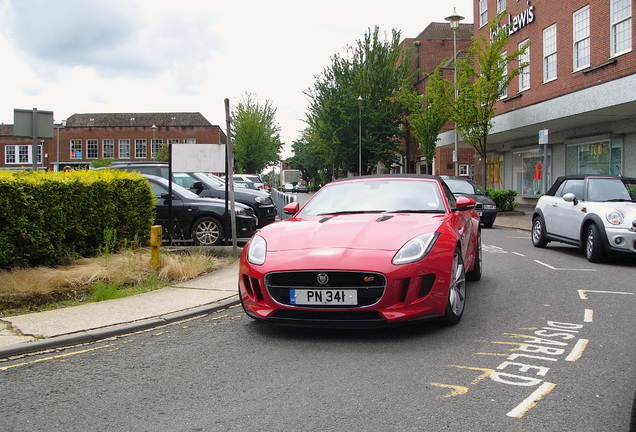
[614,236,624,245]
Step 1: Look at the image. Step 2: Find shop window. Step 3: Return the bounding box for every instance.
[512,149,551,196]
[566,139,623,176]
[487,155,504,189]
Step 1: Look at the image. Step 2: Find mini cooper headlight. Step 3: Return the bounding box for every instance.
[247,235,267,265]
[483,204,497,210]
[392,232,440,265]
[606,210,624,225]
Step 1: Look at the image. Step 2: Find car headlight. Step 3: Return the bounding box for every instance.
[606,210,624,225]
[247,235,267,265]
[235,206,248,216]
[483,204,497,210]
[254,196,266,204]
[392,232,440,265]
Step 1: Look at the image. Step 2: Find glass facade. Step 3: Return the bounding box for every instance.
[566,139,623,176]
[512,149,551,196]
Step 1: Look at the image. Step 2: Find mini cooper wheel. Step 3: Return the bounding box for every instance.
[585,223,605,263]
[532,216,549,248]
[443,248,466,325]
[192,217,224,246]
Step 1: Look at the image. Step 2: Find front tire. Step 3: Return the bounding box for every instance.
[585,223,605,263]
[192,217,224,246]
[532,216,549,248]
[443,249,466,325]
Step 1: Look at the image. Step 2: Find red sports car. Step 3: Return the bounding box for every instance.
[239,175,482,328]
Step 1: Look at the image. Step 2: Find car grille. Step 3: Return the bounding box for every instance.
[265,271,386,308]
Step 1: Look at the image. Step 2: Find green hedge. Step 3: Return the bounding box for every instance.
[0,170,155,269]
[487,189,518,212]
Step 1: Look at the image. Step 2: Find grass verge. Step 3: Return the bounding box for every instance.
[0,247,236,317]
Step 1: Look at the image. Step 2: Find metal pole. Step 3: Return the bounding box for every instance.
[453,29,459,177]
[359,104,362,176]
[31,108,38,171]
[225,98,238,256]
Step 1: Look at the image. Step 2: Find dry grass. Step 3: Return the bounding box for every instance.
[0,248,234,314]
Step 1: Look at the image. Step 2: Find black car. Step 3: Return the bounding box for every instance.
[144,175,257,246]
[100,163,276,228]
[442,176,497,228]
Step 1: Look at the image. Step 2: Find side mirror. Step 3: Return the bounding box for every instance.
[283,201,300,215]
[193,181,204,191]
[455,196,476,211]
[563,192,578,205]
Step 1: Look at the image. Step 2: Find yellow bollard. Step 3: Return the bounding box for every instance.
[150,225,162,270]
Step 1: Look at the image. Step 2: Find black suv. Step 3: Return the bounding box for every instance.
[99,163,277,228]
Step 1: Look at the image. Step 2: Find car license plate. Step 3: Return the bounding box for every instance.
[290,289,357,306]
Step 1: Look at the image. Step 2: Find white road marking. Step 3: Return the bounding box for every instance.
[507,381,556,418]
[565,339,588,362]
[577,290,634,300]
[584,309,593,322]
[535,260,596,271]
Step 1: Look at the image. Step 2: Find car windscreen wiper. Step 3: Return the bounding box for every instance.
[386,209,446,213]
[603,199,634,202]
[317,210,385,216]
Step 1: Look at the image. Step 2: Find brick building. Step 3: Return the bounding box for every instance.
[0,112,226,171]
[434,0,635,202]
[401,21,474,175]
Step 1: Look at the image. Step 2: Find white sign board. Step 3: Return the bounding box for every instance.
[171,144,226,173]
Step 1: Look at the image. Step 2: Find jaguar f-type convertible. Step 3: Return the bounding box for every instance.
[239,175,482,328]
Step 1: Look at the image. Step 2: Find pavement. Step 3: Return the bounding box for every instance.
[0,205,534,360]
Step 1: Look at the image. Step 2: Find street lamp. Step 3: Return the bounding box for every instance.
[151,124,158,160]
[445,7,464,177]
[357,95,363,176]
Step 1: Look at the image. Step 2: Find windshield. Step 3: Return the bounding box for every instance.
[587,178,636,202]
[299,179,446,216]
[445,179,483,195]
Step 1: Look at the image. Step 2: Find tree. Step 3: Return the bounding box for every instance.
[397,65,453,165]
[231,93,283,173]
[453,16,529,189]
[305,27,413,176]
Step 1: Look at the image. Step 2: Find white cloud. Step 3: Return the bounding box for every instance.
[0,0,474,155]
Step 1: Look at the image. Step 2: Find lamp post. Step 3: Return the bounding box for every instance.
[357,95,363,176]
[445,7,464,177]
[151,124,157,160]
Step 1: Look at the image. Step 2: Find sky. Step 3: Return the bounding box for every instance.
[0,0,474,157]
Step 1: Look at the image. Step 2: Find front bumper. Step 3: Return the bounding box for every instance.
[238,247,454,327]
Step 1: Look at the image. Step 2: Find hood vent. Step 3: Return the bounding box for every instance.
[376,215,395,222]
[318,216,333,223]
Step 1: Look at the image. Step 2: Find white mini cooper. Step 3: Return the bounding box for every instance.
[532,175,636,262]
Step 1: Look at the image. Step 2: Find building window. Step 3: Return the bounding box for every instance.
[135,139,147,159]
[70,139,82,159]
[518,40,530,91]
[543,25,557,82]
[6,144,43,164]
[573,6,590,70]
[487,155,504,189]
[459,164,470,177]
[512,149,551,196]
[119,139,130,159]
[499,51,508,99]
[611,0,632,56]
[168,138,179,145]
[184,138,196,144]
[151,139,163,158]
[103,139,114,158]
[479,0,488,27]
[87,139,98,159]
[5,145,16,163]
[566,139,623,176]
[497,0,506,15]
